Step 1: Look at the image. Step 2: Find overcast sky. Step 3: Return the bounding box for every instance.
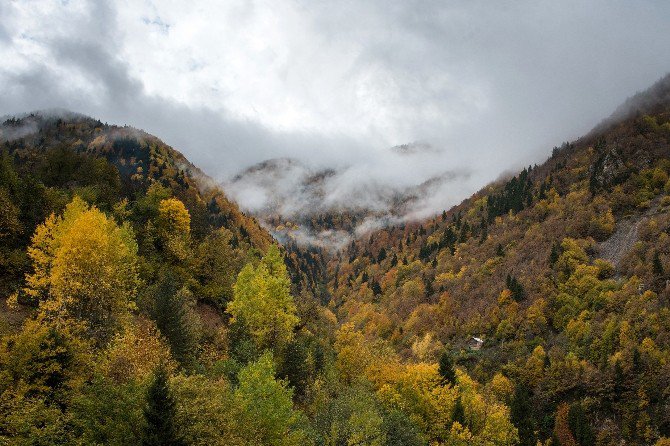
[2,0,670,216]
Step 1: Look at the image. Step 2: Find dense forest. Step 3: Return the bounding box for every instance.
[325,76,670,445]
[1,74,670,446]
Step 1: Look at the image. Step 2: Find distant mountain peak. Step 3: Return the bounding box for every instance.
[390,142,439,155]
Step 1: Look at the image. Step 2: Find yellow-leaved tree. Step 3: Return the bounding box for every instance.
[157,197,191,236]
[227,245,298,352]
[156,197,191,261]
[24,197,139,343]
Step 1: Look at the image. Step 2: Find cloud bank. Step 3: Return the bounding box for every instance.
[1,0,669,226]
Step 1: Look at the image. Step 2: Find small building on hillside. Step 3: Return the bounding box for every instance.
[468,336,484,351]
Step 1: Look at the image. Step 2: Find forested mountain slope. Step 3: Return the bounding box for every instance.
[1,110,515,446]
[1,72,670,446]
[325,74,670,445]
[0,111,273,299]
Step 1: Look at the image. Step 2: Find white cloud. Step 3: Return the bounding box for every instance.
[1,0,669,223]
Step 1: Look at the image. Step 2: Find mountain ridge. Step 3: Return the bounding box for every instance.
[0,74,669,445]
[319,73,670,445]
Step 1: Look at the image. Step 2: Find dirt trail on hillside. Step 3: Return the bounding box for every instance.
[598,199,661,268]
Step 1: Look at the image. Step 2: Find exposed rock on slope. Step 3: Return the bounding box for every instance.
[598,198,662,268]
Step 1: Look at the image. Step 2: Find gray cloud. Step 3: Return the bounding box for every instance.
[1,0,669,231]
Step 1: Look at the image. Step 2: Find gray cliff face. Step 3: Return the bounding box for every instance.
[590,144,629,192]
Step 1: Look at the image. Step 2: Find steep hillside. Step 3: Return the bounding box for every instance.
[0,111,273,306]
[0,110,523,446]
[226,152,470,302]
[2,74,670,446]
[325,75,670,445]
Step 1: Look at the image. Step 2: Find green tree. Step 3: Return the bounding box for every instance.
[192,228,244,308]
[151,272,201,371]
[653,251,664,277]
[0,187,20,242]
[0,319,89,403]
[438,350,457,385]
[452,396,466,427]
[0,389,72,445]
[0,319,89,445]
[506,274,525,302]
[171,375,242,446]
[510,384,535,446]
[314,385,386,446]
[71,375,146,445]
[227,245,299,352]
[568,402,594,446]
[382,409,425,446]
[143,366,185,446]
[234,352,308,446]
[549,242,560,265]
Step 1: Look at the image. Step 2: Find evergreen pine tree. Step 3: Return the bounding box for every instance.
[568,402,595,446]
[143,366,185,446]
[510,385,535,446]
[370,280,382,296]
[549,242,560,266]
[479,218,488,244]
[452,396,465,426]
[438,350,456,385]
[506,274,525,301]
[152,271,199,370]
[390,254,398,267]
[377,247,387,263]
[653,251,664,277]
[424,276,434,296]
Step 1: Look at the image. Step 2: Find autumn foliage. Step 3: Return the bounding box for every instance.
[1,78,670,444]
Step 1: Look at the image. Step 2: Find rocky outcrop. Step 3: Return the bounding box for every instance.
[589,145,629,192]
